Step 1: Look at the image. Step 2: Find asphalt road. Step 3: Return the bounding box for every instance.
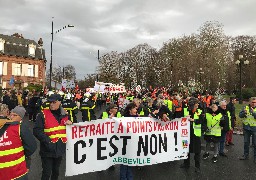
[25,107,256,180]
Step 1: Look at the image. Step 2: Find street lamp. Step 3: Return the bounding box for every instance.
[49,17,74,90]
[235,55,249,104]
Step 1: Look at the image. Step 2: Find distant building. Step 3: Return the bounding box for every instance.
[0,33,46,89]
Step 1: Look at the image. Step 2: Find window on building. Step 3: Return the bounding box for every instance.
[0,38,5,53]
[28,64,34,77]
[0,62,3,75]
[28,44,36,57]
[14,64,21,76]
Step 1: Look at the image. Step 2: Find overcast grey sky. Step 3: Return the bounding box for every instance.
[0,0,255,79]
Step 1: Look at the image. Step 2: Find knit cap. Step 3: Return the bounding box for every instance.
[11,106,26,119]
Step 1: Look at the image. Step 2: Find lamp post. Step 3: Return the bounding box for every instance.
[49,17,74,90]
[235,55,249,104]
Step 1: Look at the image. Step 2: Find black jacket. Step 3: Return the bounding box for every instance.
[137,104,150,117]
[219,108,230,132]
[33,107,68,158]
[187,108,203,153]
[62,100,78,123]
[80,99,96,121]
[27,96,40,113]
[158,105,173,120]
[227,102,236,128]
[2,95,11,106]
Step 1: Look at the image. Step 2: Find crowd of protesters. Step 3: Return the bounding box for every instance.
[0,86,255,180]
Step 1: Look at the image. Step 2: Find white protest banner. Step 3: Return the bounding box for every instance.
[66,117,190,176]
[104,85,126,93]
[62,79,75,89]
[94,82,126,93]
[94,81,105,92]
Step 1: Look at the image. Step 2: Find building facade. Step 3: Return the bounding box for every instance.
[0,33,46,89]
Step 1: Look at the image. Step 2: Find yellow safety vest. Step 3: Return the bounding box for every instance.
[139,108,145,116]
[205,113,222,136]
[102,111,122,119]
[184,108,202,137]
[243,106,256,126]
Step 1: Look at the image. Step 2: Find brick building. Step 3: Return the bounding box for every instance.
[0,33,46,89]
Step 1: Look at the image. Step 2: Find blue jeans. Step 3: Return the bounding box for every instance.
[243,129,256,159]
[219,131,227,154]
[120,165,133,180]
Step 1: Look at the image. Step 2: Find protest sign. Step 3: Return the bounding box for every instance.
[66,117,190,176]
[62,79,75,89]
[94,82,126,93]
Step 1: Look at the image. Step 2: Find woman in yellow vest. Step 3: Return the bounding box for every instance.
[203,103,223,163]
[180,97,203,173]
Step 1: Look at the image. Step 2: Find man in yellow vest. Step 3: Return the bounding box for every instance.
[0,105,37,180]
[239,97,256,163]
[98,103,122,119]
[34,94,72,180]
[180,97,203,173]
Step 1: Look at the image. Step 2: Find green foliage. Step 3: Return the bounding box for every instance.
[235,102,244,128]
[241,88,256,100]
[24,84,43,92]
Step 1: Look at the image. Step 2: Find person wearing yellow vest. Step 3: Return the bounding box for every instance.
[156,99,173,120]
[239,97,256,163]
[33,94,72,180]
[218,100,231,157]
[98,103,122,119]
[0,104,37,180]
[133,98,149,117]
[180,97,203,173]
[125,93,134,102]
[164,96,173,112]
[203,104,223,163]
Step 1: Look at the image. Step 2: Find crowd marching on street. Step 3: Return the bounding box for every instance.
[0,86,256,180]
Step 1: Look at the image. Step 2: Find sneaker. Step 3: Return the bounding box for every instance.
[212,156,218,163]
[239,155,248,160]
[203,152,210,160]
[225,142,229,146]
[229,142,234,145]
[180,163,190,169]
[219,152,228,157]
